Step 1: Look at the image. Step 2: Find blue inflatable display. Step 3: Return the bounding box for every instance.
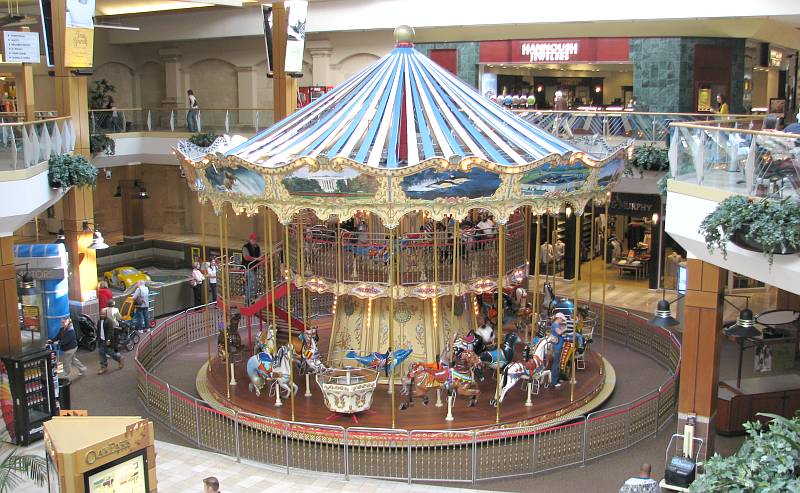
[13,243,70,339]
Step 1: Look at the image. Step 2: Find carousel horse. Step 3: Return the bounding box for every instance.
[541,282,557,315]
[479,332,521,373]
[475,322,495,350]
[246,345,297,398]
[452,331,486,360]
[290,326,325,374]
[217,312,244,359]
[490,337,552,407]
[346,347,414,376]
[557,330,591,374]
[400,350,483,409]
[253,324,276,356]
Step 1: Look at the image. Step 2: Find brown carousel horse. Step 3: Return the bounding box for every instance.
[217,312,244,359]
[400,350,483,409]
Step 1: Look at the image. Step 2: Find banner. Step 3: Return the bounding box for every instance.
[3,31,41,63]
[284,0,307,75]
[64,0,95,68]
[261,4,273,77]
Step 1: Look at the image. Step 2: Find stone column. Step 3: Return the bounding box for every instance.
[677,258,726,461]
[159,48,183,107]
[236,66,257,127]
[0,236,21,353]
[307,40,333,86]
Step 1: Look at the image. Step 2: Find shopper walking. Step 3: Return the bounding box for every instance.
[206,258,218,303]
[97,281,113,314]
[191,262,206,307]
[132,280,150,332]
[242,233,261,304]
[619,463,659,493]
[48,318,87,381]
[203,476,221,493]
[187,89,200,132]
[97,310,123,374]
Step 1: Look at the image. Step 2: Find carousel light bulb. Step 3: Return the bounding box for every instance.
[652,212,660,224]
[565,206,573,218]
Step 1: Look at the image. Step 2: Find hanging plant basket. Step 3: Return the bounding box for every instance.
[731,223,800,256]
[699,196,800,266]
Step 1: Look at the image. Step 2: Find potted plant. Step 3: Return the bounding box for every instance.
[188,132,221,148]
[699,195,800,265]
[625,144,669,177]
[0,445,47,492]
[690,414,800,492]
[90,134,115,156]
[48,154,98,189]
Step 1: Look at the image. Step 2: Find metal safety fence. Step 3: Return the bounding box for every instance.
[136,302,680,484]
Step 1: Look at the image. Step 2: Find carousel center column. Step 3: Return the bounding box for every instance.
[51,0,97,318]
[272,1,298,121]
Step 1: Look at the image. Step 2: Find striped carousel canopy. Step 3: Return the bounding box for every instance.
[226,30,586,169]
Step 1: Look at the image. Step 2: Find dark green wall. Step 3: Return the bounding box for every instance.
[416,42,480,88]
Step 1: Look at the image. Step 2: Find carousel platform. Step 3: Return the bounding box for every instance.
[196,350,614,444]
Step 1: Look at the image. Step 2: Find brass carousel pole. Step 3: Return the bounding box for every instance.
[202,203,211,374]
[433,218,439,356]
[284,221,296,421]
[222,210,231,399]
[495,222,506,424]
[570,212,580,403]
[299,213,311,397]
[589,202,595,303]
[449,220,459,345]
[601,199,609,366]
[389,227,397,428]
[532,215,542,343]
[267,210,278,333]
[551,214,557,288]
[523,207,531,343]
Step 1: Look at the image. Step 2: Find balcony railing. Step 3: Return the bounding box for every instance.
[516,109,761,145]
[669,122,800,201]
[89,108,275,135]
[0,117,75,171]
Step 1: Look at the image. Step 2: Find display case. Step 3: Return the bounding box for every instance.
[0,347,59,445]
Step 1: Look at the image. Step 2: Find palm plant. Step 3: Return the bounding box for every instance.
[0,445,47,493]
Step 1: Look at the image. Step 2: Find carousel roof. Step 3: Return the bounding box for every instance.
[226,35,586,169]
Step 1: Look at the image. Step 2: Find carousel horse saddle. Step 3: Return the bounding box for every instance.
[449,369,473,384]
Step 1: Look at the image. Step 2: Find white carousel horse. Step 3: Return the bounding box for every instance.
[490,337,552,407]
[246,345,298,398]
[475,323,495,348]
[542,282,556,314]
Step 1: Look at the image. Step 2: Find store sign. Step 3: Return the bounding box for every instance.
[64,0,95,68]
[521,41,579,62]
[608,192,661,216]
[3,31,40,63]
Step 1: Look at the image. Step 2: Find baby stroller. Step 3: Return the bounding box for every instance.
[117,319,140,352]
[73,314,97,351]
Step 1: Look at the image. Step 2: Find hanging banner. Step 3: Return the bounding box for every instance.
[261,4,273,77]
[3,31,41,63]
[64,0,95,68]
[284,0,307,76]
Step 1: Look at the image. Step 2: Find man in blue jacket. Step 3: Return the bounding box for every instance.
[49,317,87,381]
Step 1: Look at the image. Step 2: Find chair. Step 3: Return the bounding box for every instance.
[576,325,595,371]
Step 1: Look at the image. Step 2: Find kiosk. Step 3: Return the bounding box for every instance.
[44,416,157,493]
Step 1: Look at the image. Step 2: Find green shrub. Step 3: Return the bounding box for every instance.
[188,132,221,148]
[625,144,669,176]
[48,154,98,188]
[699,195,800,266]
[90,134,115,156]
[690,414,800,492]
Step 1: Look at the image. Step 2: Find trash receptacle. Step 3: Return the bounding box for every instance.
[57,377,71,410]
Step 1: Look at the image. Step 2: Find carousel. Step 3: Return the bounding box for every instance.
[176,26,628,437]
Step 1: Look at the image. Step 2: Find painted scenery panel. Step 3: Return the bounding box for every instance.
[205,165,266,196]
[520,163,590,196]
[282,166,379,198]
[596,158,625,188]
[400,168,501,200]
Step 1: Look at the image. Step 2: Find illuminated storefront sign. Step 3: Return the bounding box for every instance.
[521,41,579,62]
